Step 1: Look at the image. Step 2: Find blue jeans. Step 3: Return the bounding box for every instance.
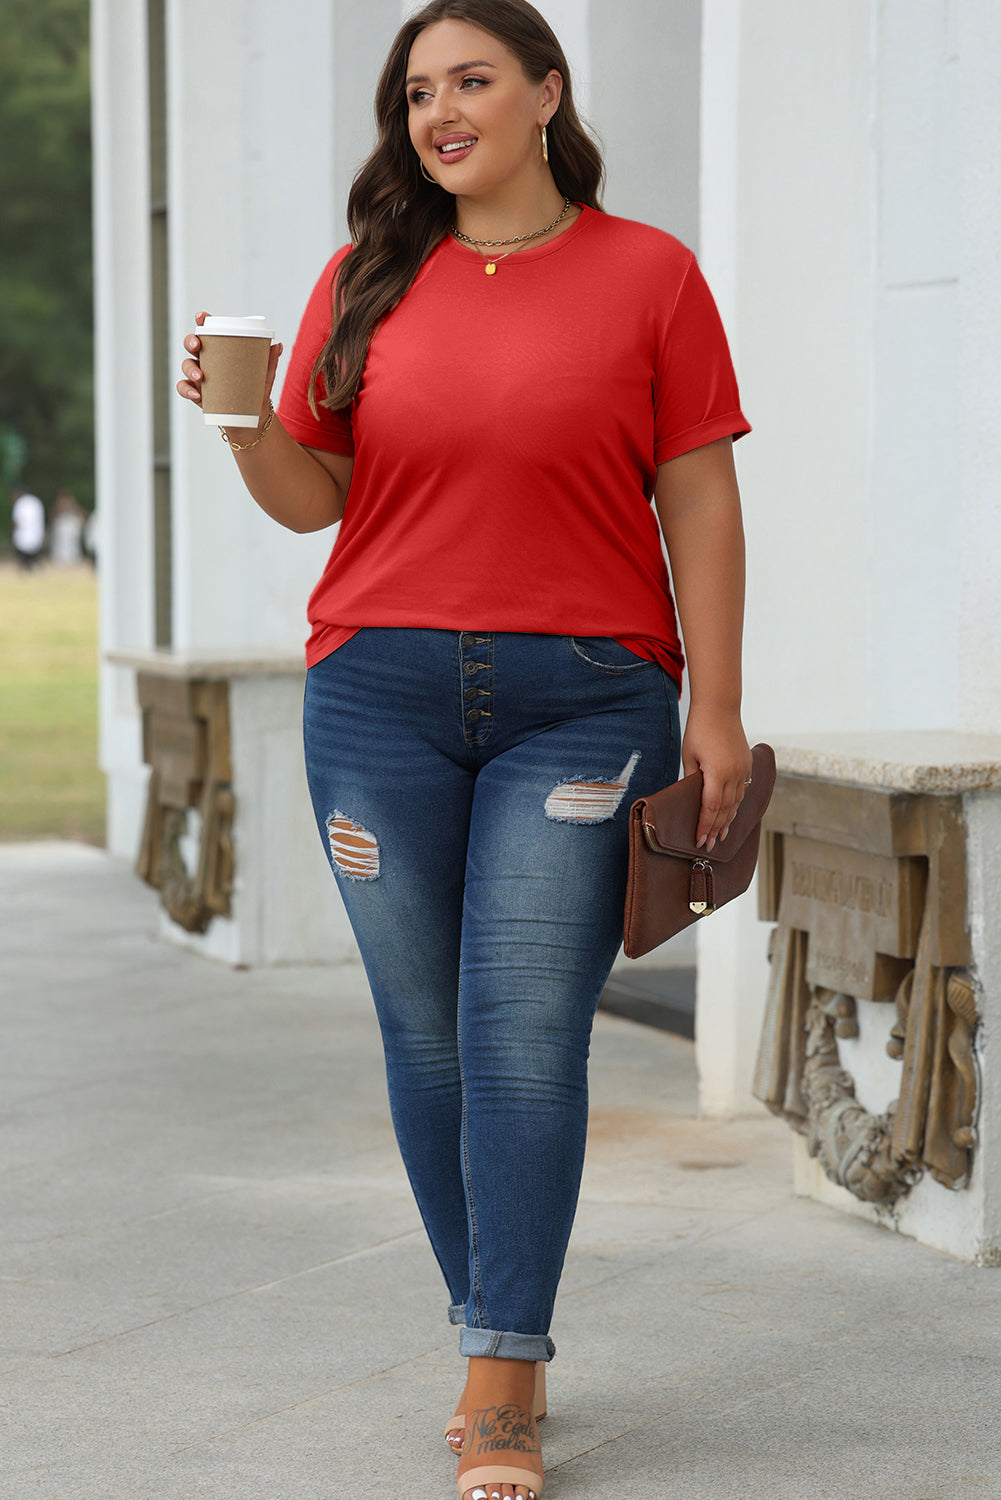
[302,629,680,1362]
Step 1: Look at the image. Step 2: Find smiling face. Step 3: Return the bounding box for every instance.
[406,18,561,196]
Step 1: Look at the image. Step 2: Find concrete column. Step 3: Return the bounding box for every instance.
[165,0,341,656]
[958,0,1001,735]
[589,0,700,243]
[92,0,156,856]
[696,1,877,1112]
[871,0,960,728]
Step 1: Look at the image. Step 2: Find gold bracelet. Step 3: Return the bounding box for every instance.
[220,402,275,452]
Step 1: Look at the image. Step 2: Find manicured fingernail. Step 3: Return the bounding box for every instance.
[707,837,716,852]
[720,826,729,841]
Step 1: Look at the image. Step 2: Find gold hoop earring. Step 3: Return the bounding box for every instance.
[419,159,437,185]
[541,124,549,164]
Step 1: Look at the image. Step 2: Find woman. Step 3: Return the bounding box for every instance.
[178,3,752,1496]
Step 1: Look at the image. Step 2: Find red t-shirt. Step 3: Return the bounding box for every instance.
[278,205,749,685]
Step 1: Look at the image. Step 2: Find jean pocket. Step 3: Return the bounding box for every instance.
[566,636,658,673]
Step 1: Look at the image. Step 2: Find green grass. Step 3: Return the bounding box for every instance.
[0,560,105,844]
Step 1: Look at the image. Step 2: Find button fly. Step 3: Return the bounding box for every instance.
[459,632,494,751]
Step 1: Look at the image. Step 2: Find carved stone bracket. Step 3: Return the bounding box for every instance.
[754,778,980,1203]
[136,674,235,933]
[802,986,917,1203]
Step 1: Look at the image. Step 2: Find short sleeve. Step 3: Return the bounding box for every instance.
[276,246,356,456]
[652,252,750,465]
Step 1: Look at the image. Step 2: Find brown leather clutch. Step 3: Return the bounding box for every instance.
[623,743,776,959]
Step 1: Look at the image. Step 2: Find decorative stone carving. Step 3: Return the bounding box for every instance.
[136,674,235,933]
[802,987,917,1204]
[754,777,980,1202]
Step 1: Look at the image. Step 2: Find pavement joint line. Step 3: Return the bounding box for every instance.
[546,1369,827,1471]
[114,1172,411,1233]
[557,1206,794,1309]
[53,1227,428,1358]
[165,1342,461,1454]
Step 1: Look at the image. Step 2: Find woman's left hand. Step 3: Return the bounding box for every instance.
[681,705,753,852]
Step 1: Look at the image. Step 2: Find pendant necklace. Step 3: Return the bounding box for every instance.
[452,197,573,277]
[483,250,516,277]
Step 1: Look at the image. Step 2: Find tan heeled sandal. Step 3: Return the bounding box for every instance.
[456,1403,544,1500]
[445,1361,547,1453]
[459,1467,543,1500]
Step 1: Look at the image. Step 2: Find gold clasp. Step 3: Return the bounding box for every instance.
[689,857,716,915]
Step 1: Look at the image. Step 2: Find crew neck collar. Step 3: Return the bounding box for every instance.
[441,202,595,269]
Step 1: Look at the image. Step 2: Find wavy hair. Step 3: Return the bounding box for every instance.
[310,0,604,414]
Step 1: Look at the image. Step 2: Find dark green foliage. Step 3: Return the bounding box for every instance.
[0,0,93,545]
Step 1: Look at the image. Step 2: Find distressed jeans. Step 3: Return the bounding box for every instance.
[302,629,680,1361]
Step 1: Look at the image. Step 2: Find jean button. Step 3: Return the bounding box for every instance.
[460,633,476,647]
[467,709,481,722]
[463,661,481,675]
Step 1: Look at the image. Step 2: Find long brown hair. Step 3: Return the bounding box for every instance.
[310,0,604,414]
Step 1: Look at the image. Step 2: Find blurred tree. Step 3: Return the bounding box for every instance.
[0,0,92,549]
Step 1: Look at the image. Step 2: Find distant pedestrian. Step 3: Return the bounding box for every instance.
[50,491,85,566]
[11,487,46,570]
[83,506,99,568]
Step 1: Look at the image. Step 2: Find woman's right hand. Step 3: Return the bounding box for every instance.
[175,310,284,429]
[176,309,210,408]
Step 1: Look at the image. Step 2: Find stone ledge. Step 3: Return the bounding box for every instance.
[106,646,305,680]
[772,730,1001,793]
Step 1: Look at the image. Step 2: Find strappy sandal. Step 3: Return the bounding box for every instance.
[445,1362,546,1454]
[455,1403,544,1500]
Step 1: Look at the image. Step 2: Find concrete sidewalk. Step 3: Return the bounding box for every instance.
[2,843,999,1500]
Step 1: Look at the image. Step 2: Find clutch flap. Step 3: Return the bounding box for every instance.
[635,743,776,864]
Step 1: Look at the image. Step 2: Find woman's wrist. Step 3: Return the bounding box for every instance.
[686,696,743,718]
[220,402,276,453]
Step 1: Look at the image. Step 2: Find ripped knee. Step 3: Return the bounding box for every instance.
[326,812,380,880]
[544,751,640,824]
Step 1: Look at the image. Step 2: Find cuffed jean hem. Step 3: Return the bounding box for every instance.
[459,1328,556,1362]
[448,1303,466,1326]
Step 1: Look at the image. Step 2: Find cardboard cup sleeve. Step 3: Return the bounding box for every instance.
[199,335,272,427]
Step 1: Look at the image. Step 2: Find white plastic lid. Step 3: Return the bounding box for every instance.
[198,314,274,339]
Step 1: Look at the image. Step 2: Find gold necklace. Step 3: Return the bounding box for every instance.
[452,198,573,276]
[481,249,517,277]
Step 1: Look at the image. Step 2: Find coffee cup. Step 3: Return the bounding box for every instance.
[196,315,275,427]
